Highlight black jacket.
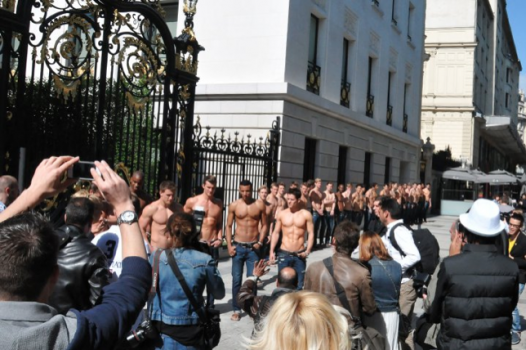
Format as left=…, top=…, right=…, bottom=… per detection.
left=429, top=244, right=519, bottom=350
left=510, top=232, right=526, bottom=284
left=49, top=225, right=110, bottom=314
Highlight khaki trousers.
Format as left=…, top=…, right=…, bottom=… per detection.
left=399, top=279, right=417, bottom=350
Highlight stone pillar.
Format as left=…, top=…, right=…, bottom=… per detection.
left=422, top=137, right=435, bottom=184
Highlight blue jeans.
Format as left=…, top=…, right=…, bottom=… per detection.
left=323, top=211, right=335, bottom=244
left=155, top=334, right=199, bottom=350
left=231, top=244, right=260, bottom=311
left=512, top=283, right=525, bottom=332
left=312, top=211, right=324, bottom=246
left=277, top=251, right=306, bottom=290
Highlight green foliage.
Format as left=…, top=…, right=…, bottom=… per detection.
left=433, top=146, right=461, bottom=172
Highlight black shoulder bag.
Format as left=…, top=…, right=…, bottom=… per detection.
left=165, top=249, right=221, bottom=350
left=323, top=257, right=385, bottom=350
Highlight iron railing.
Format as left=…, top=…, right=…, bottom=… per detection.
left=340, top=80, right=350, bottom=108
left=307, top=61, right=321, bottom=95
left=386, top=105, right=393, bottom=126
left=366, top=94, right=375, bottom=118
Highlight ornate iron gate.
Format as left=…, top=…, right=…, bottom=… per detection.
left=186, top=117, right=280, bottom=206
left=0, top=0, right=201, bottom=194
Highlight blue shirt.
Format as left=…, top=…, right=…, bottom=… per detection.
left=368, top=257, right=402, bottom=312
left=149, top=248, right=225, bottom=326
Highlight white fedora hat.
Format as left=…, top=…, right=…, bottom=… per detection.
left=459, top=199, right=506, bottom=237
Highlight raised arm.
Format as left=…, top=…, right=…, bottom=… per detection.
left=0, top=156, right=79, bottom=223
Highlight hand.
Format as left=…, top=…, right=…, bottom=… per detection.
left=269, top=251, right=276, bottom=264
left=509, top=255, right=514, bottom=260
left=253, top=259, right=269, bottom=278
left=253, top=242, right=262, bottom=250
left=211, top=239, right=222, bottom=248
left=449, top=232, right=463, bottom=256
left=91, top=160, right=134, bottom=215
left=27, top=156, right=79, bottom=200
left=298, top=251, right=309, bottom=259
left=228, top=245, right=236, bottom=257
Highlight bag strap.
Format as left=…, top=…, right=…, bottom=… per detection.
left=388, top=223, right=410, bottom=257
left=165, top=249, right=208, bottom=324
left=322, top=257, right=361, bottom=325
left=145, top=249, right=163, bottom=321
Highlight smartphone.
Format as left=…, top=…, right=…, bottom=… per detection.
left=68, top=161, right=96, bottom=180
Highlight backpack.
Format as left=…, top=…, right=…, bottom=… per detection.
left=388, top=223, right=440, bottom=275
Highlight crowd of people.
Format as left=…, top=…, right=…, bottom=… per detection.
left=0, top=156, right=523, bottom=350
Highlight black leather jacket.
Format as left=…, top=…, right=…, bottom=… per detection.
left=49, top=225, right=110, bottom=314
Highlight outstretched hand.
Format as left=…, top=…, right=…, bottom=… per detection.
left=253, top=259, right=269, bottom=278
left=29, top=156, right=79, bottom=201
left=91, top=160, right=134, bottom=215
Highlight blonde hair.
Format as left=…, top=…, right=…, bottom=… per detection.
left=245, top=291, right=350, bottom=350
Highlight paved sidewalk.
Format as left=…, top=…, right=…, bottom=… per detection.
left=213, top=215, right=526, bottom=349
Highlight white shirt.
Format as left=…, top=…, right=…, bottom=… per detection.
left=92, top=225, right=151, bottom=282
left=382, top=219, right=421, bottom=284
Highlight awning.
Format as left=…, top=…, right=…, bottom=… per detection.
left=482, top=116, right=526, bottom=164
left=443, top=166, right=487, bottom=182
left=477, top=169, right=520, bottom=185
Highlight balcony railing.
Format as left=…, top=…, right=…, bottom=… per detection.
left=306, top=61, right=321, bottom=95
left=366, top=94, right=374, bottom=118
left=386, top=105, right=393, bottom=126
left=403, top=113, right=408, bottom=133
left=340, top=80, right=350, bottom=108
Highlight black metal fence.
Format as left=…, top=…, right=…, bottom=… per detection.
left=0, top=0, right=201, bottom=196
left=186, top=117, right=280, bottom=225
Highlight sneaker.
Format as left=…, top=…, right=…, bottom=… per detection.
left=512, top=331, right=521, bottom=345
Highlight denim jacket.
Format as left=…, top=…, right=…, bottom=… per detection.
left=149, top=248, right=225, bottom=325
left=368, top=256, right=402, bottom=312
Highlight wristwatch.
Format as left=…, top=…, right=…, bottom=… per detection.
left=117, top=210, right=138, bottom=225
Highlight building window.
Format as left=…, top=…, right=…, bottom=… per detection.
left=407, top=2, right=414, bottom=42
left=338, top=146, right=348, bottom=186
left=341, top=38, right=351, bottom=108
left=391, top=0, right=397, bottom=25
left=386, top=72, right=393, bottom=125
left=384, top=157, right=391, bottom=185
left=364, top=152, right=372, bottom=188
left=403, top=83, right=409, bottom=133
left=506, top=93, right=511, bottom=110
left=506, top=67, right=512, bottom=84
left=366, top=57, right=375, bottom=118
left=303, top=138, right=317, bottom=181
left=307, top=15, right=321, bottom=95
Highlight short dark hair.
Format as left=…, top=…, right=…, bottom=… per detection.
left=379, top=197, right=402, bottom=220
left=277, top=268, right=298, bottom=289
left=510, top=213, right=524, bottom=226
left=333, top=220, right=360, bottom=256
left=160, top=180, right=176, bottom=193
left=65, top=197, right=94, bottom=228
left=240, top=179, right=252, bottom=188
left=0, top=213, right=58, bottom=301
left=203, top=175, right=217, bottom=186
left=288, top=187, right=301, bottom=200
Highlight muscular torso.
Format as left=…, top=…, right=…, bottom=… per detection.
left=343, top=191, right=353, bottom=210
left=145, top=201, right=183, bottom=250
left=352, top=193, right=365, bottom=211
left=310, top=190, right=325, bottom=214
left=187, top=195, right=223, bottom=242
left=323, top=192, right=335, bottom=211
left=232, top=199, right=264, bottom=242
left=336, top=192, right=344, bottom=212
left=279, top=209, right=310, bottom=252
left=267, top=194, right=279, bottom=221
left=423, top=188, right=431, bottom=202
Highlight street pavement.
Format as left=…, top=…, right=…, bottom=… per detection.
left=213, top=215, right=526, bottom=349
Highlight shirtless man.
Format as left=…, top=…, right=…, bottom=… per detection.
left=267, top=183, right=279, bottom=232
left=129, top=170, right=153, bottom=216
left=139, top=181, right=183, bottom=251
left=342, top=183, right=354, bottom=221
left=423, top=183, right=432, bottom=223
left=379, top=183, right=390, bottom=197
left=299, top=182, right=310, bottom=211
left=275, top=182, right=288, bottom=216
left=309, top=178, right=325, bottom=248
left=270, top=187, right=314, bottom=289
left=351, top=184, right=365, bottom=227
left=226, top=180, right=267, bottom=321
left=335, top=184, right=345, bottom=223
left=183, top=175, right=223, bottom=260
left=365, top=183, right=379, bottom=229
left=257, top=185, right=273, bottom=254
left=322, top=182, right=336, bottom=246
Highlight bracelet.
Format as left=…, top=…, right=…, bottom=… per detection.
left=257, top=241, right=263, bottom=246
